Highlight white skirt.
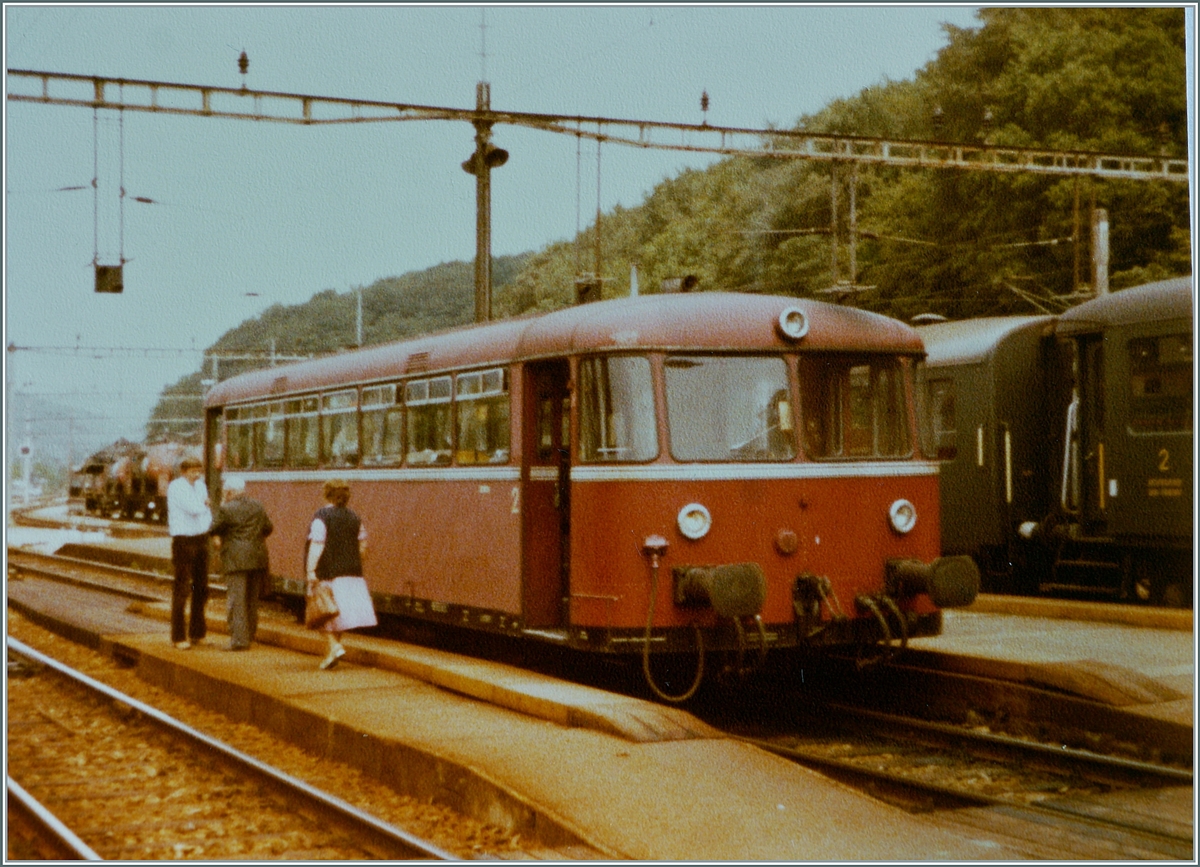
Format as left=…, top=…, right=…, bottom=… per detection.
left=322, top=576, right=378, bottom=633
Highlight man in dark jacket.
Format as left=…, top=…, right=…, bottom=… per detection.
left=210, top=477, right=273, bottom=650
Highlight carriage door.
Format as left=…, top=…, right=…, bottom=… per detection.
left=522, top=361, right=572, bottom=628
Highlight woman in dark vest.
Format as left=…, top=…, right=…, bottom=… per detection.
left=305, top=479, right=377, bottom=669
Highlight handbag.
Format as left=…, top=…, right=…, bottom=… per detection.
left=305, top=580, right=340, bottom=629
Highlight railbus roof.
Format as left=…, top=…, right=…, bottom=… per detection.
left=205, top=291, right=924, bottom=407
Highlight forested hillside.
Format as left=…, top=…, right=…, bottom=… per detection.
left=495, top=8, right=1189, bottom=321
left=148, top=8, right=1189, bottom=440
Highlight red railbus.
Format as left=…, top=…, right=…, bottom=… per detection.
left=204, top=292, right=978, bottom=698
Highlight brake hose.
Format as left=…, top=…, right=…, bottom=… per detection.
left=642, top=554, right=705, bottom=703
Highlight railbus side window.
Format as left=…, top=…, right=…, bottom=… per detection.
left=362, top=384, right=404, bottom=465
left=800, top=356, right=911, bottom=459
left=1128, top=334, right=1193, bottom=433
left=579, top=355, right=657, bottom=462
left=798, top=360, right=842, bottom=457
left=664, top=355, right=795, bottom=461
left=253, top=402, right=286, bottom=468
left=249, top=405, right=269, bottom=468
left=406, top=377, right=452, bottom=465
left=455, top=368, right=511, bottom=464
left=874, top=363, right=909, bottom=456
left=225, top=407, right=254, bottom=470
left=322, top=389, right=359, bottom=467
left=285, top=396, right=319, bottom=467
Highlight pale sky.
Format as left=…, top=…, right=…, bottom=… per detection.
left=4, top=3, right=983, bottom=450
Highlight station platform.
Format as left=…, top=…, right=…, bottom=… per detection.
left=909, top=608, right=1193, bottom=732
left=34, top=529, right=1196, bottom=732
left=7, top=526, right=1195, bottom=858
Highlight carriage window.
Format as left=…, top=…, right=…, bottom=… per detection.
left=362, top=384, right=403, bottom=465
left=286, top=396, right=319, bottom=467
left=579, top=356, right=657, bottom=462
left=665, top=355, right=795, bottom=461
left=253, top=402, right=286, bottom=468
left=1128, top=334, right=1193, bottom=433
left=322, top=390, right=359, bottom=467
left=916, top=374, right=957, bottom=460
left=225, top=406, right=254, bottom=470
left=456, top=369, right=511, bottom=464
left=800, top=356, right=911, bottom=458
left=406, top=376, right=452, bottom=465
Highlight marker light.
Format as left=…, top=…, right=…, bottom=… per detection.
left=888, top=499, right=917, bottom=534
left=777, top=307, right=809, bottom=341
left=677, top=502, right=713, bottom=540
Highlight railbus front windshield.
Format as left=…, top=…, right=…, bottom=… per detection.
left=664, top=355, right=795, bottom=461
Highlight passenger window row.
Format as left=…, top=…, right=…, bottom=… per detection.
left=223, top=369, right=510, bottom=470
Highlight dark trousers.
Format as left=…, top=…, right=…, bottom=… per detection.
left=171, top=534, right=210, bottom=643
left=226, top=569, right=265, bottom=649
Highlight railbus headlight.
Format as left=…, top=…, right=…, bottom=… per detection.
left=677, top=502, right=713, bottom=540
left=888, top=499, right=917, bottom=534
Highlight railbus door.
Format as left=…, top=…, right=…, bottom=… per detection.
left=521, top=361, right=572, bottom=628
left=204, top=407, right=224, bottom=507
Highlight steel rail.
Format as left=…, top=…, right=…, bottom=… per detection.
left=7, top=68, right=1188, bottom=182
left=743, top=734, right=1193, bottom=857
left=7, top=637, right=456, bottom=860
left=824, top=701, right=1193, bottom=786
left=7, top=548, right=176, bottom=600
left=6, top=777, right=103, bottom=861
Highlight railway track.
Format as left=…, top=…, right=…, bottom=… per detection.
left=7, top=546, right=207, bottom=599
left=7, top=638, right=455, bottom=860
left=717, top=691, right=1192, bottom=860
left=7, top=777, right=102, bottom=860
left=5, top=561, right=586, bottom=859
left=11, top=501, right=167, bottom=538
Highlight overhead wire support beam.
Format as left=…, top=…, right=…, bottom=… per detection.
left=8, top=68, right=1188, bottom=183
left=510, top=117, right=1189, bottom=183
left=7, top=68, right=461, bottom=126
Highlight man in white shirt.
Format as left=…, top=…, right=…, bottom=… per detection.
left=167, top=457, right=212, bottom=649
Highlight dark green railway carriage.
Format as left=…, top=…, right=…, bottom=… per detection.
left=915, top=316, right=1067, bottom=592
left=917, top=276, right=1194, bottom=605
left=1053, top=276, right=1193, bottom=605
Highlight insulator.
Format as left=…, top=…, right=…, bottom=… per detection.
left=484, top=145, right=508, bottom=168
